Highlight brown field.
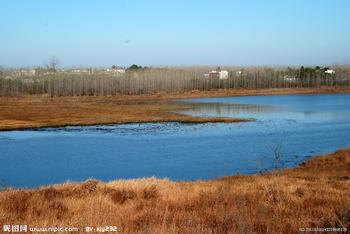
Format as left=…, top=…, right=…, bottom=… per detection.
left=1, top=87, right=350, bottom=131
left=0, top=149, right=349, bottom=234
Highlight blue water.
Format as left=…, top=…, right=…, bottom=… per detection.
left=0, top=94, right=349, bottom=188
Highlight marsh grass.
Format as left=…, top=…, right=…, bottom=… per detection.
left=0, top=149, right=349, bottom=233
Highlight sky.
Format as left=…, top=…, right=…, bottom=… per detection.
left=0, top=0, right=349, bottom=68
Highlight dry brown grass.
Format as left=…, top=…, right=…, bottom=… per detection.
left=1, top=87, right=350, bottom=131
left=0, top=95, right=244, bottom=131
left=0, top=149, right=349, bottom=234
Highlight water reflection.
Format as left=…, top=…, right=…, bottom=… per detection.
left=178, top=101, right=282, bottom=117
left=180, top=94, right=350, bottom=123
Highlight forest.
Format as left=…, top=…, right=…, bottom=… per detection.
left=0, top=66, right=349, bottom=96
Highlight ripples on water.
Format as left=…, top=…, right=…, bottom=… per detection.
left=0, top=94, right=349, bottom=187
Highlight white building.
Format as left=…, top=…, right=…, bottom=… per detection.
left=106, top=68, right=125, bottom=74
left=207, top=69, right=229, bottom=79
left=117, top=69, right=125, bottom=74
left=283, top=75, right=297, bottom=82
left=219, top=70, right=229, bottom=80
left=325, top=69, right=335, bottom=75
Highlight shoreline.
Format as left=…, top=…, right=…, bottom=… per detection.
left=0, top=117, right=252, bottom=132
left=151, top=86, right=350, bottom=100
left=1, top=148, right=349, bottom=233
left=1, top=87, right=350, bottom=131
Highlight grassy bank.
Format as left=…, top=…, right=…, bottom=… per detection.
left=1, top=87, right=350, bottom=131
left=0, top=149, right=349, bottom=233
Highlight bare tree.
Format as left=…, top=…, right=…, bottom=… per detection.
left=1, top=65, right=349, bottom=96
left=46, top=57, right=60, bottom=71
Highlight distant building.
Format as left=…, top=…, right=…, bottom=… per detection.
left=208, top=70, right=219, bottom=78
left=325, top=69, right=335, bottom=75
left=24, top=69, right=36, bottom=76
left=116, top=69, right=125, bottom=74
left=4, top=76, right=14, bottom=80
left=235, top=70, right=248, bottom=77
left=106, top=67, right=125, bottom=74
left=219, top=70, right=229, bottom=80
left=71, top=69, right=91, bottom=74
left=12, top=69, right=36, bottom=77
left=283, top=75, right=297, bottom=82
left=207, top=67, right=229, bottom=80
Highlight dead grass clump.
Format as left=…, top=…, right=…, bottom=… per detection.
left=29, top=199, right=68, bottom=221
left=293, top=187, right=304, bottom=197
left=142, top=185, right=158, bottom=200
left=104, top=187, right=137, bottom=204
left=1, top=190, right=31, bottom=220
left=77, top=179, right=99, bottom=194
left=252, top=204, right=270, bottom=234
left=339, top=209, right=350, bottom=226
left=37, top=186, right=63, bottom=200
left=127, top=201, right=166, bottom=231
left=63, top=179, right=99, bottom=198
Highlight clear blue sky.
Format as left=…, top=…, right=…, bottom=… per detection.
left=0, top=0, right=349, bottom=68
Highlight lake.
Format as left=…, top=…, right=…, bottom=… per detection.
left=1, top=93, right=349, bottom=188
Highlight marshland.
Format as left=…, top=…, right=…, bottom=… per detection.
left=1, top=0, right=350, bottom=233
left=0, top=74, right=349, bottom=233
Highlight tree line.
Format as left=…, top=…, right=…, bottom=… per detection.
left=0, top=66, right=349, bottom=96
